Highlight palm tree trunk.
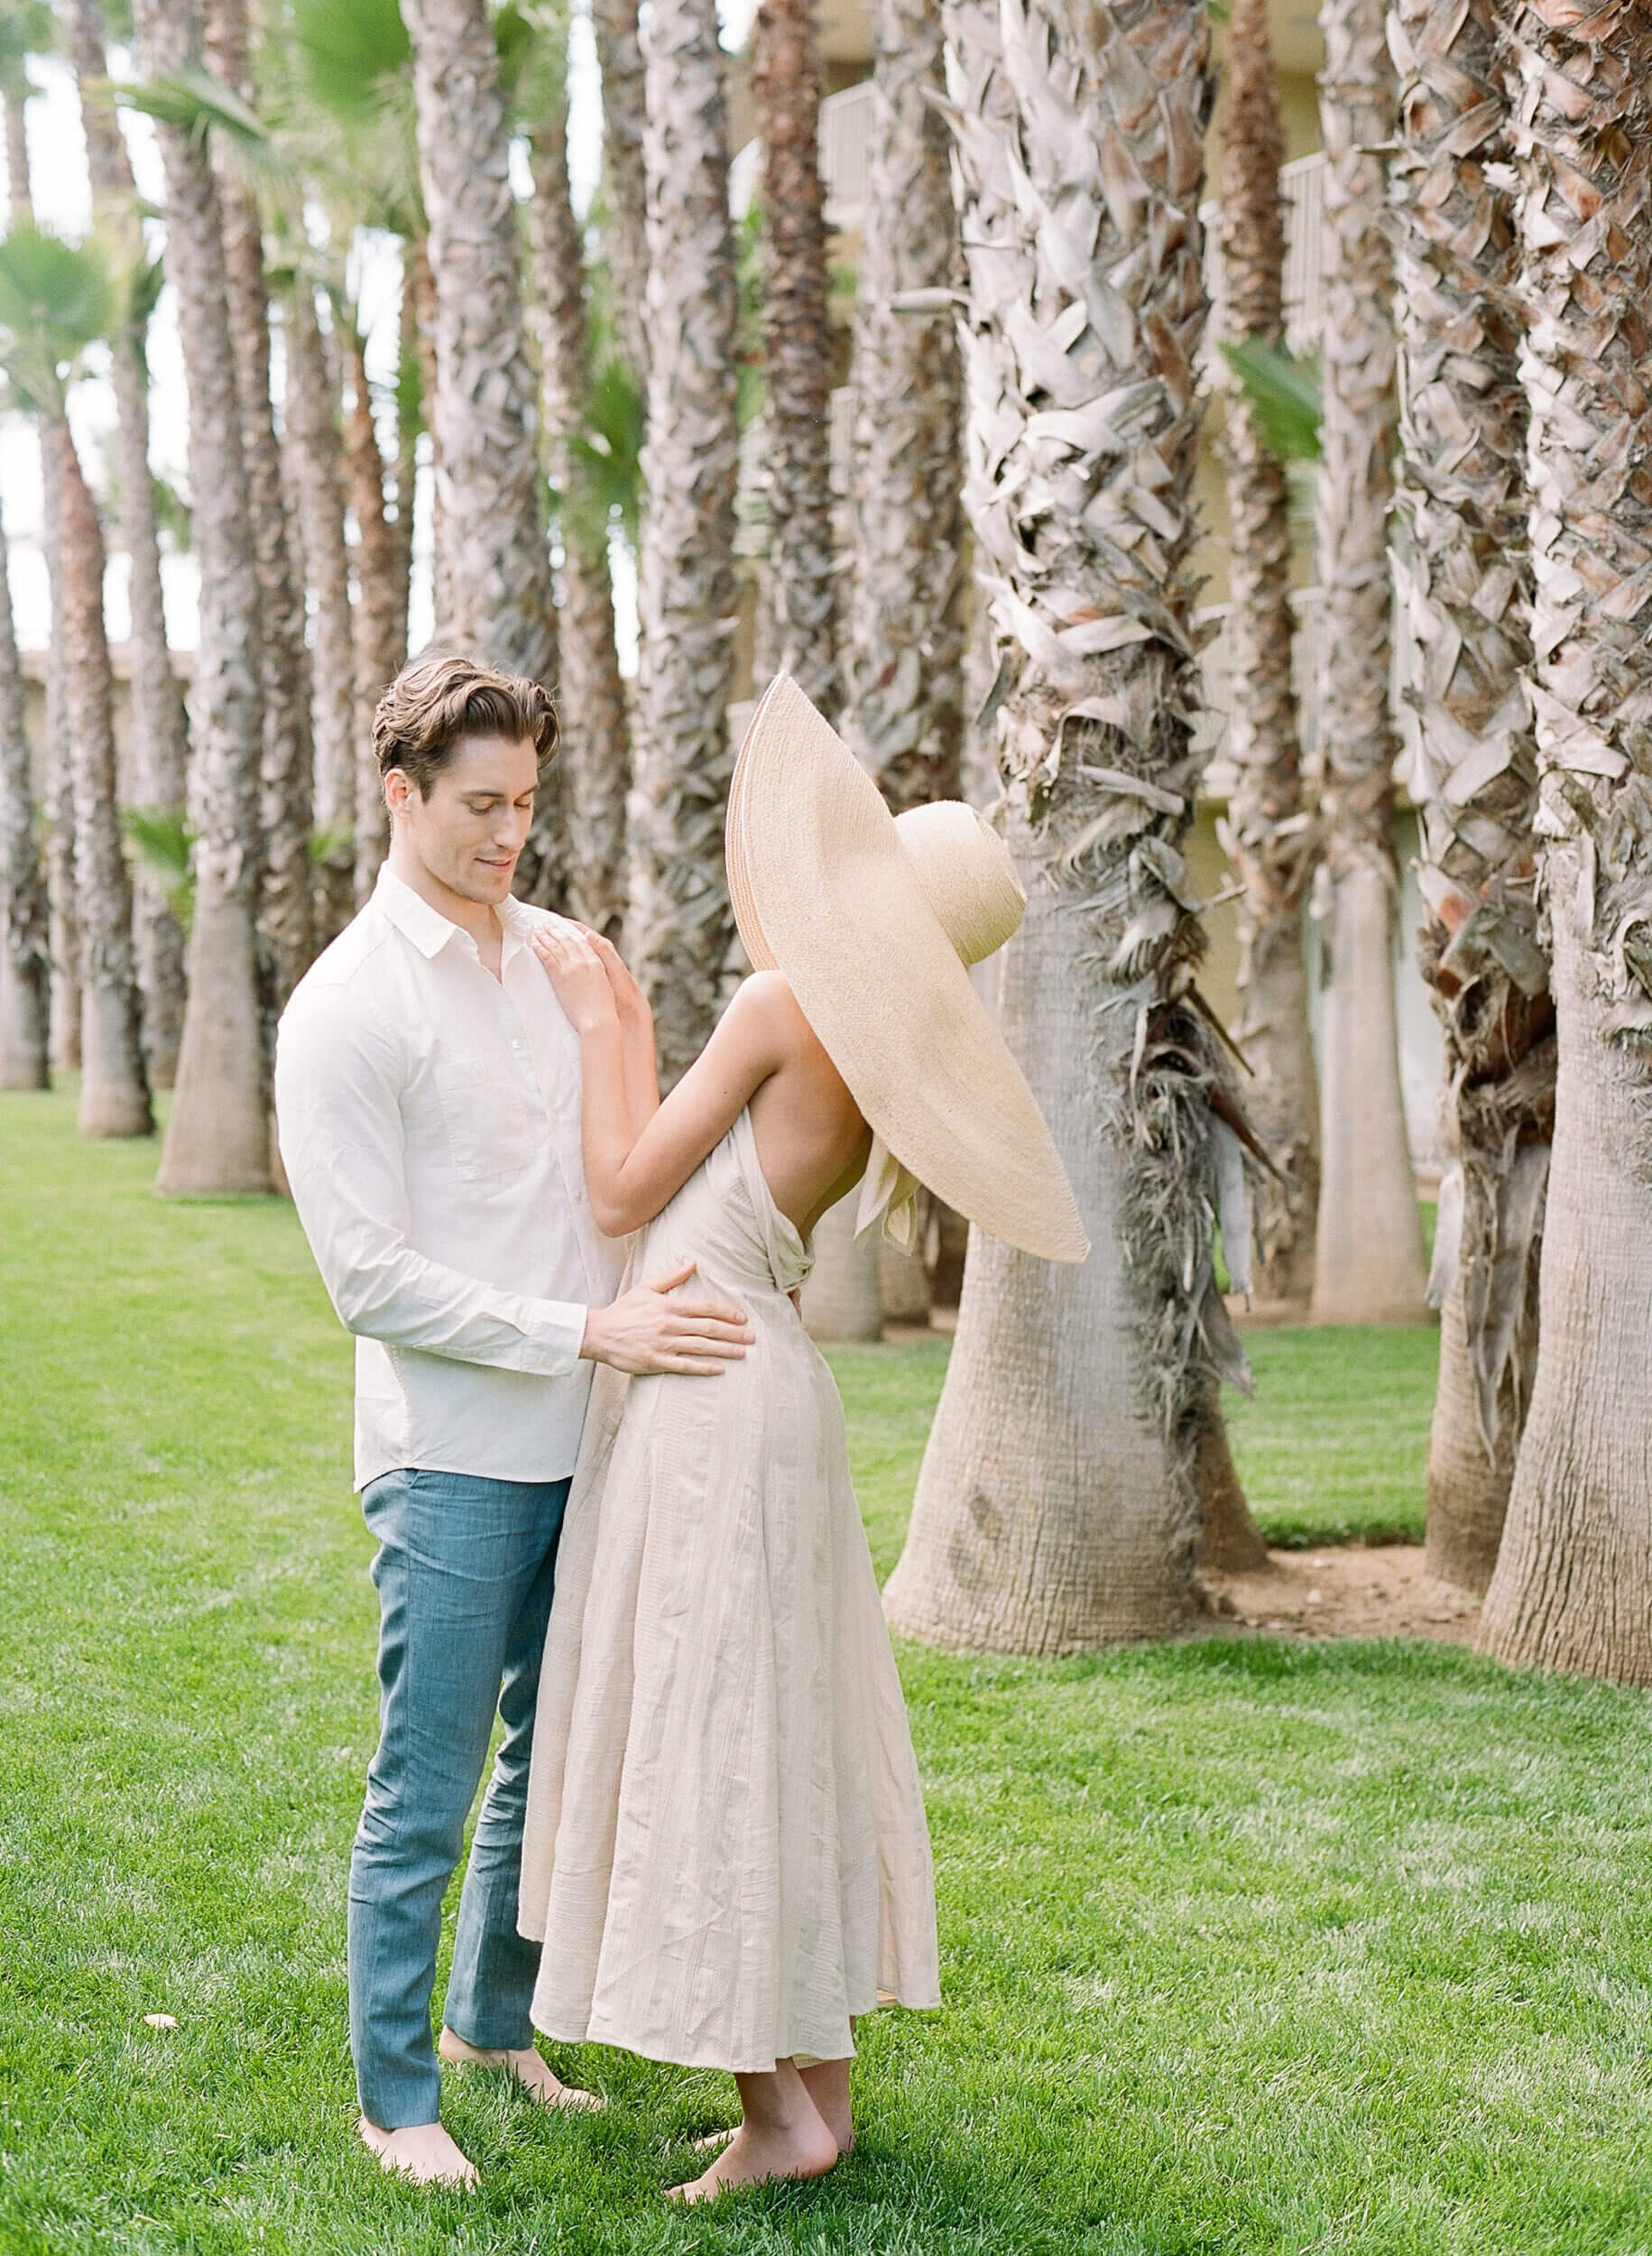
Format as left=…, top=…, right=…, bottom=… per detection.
left=0, top=503, right=49, bottom=1089
left=844, top=0, right=964, bottom=813
left=284, top=278, right=357, bottom=945
left=1478, top=0, right=1652, bottom=1686
left=1390, top=0, right=1549, bottom=1592
left=388, top=259, right=420, bottom=666
left=203, top=0, right=314, bottom=1021
left=51, top=420, right=152, bottom=1136
left=401, top=0, right=555, bottom=689
left=341, top=321, right=401, bottom=905
left=838, top=0, right=970, bottom=1340
left=595, top=0, right=650, bottom=397
left=4, top=89, right=28, bottom=221
left=1217, top=0, right=1317, bottom=1307
left=882, top=0, right=1245, bottom=1652
left=527, top=97, right=631, bottom=943
left=134, top=0, right=270, bottom=1196
left=407, top=234, right=443, bottom=639
left=401, top=0, right=561, bottom=903
left=627, top=0, right=741, bottom=1082
left=68, top=0, right=189, bottom=1089
left=1308, top=0, right=1428, bottom=1325
left=39, top=438, right=78, bottom=1075
left=752, top=0, right=837, bottom=717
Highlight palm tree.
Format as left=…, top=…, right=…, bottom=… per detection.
left=132, top=0, right=270, bottom=1195
left=281, top=0, right=420, bottom=901
left=0, top=495, right=49, bottom=1090
left=66, top=0, right=189, bottom=1089
left=523, top=43, right=632, bottom=941
left=340, top=315, right=401, bottom=902
left=1307, top=0, right=1427, bottom=1325
left=625, top=0, right=741, bottom=1081
left=1478, top=0, right=1652, bottom=1685
left=0, top=227, right=152, bottom=1137
left=201, top=0, right=313, bottom=1020
left=0, top=63, right=78, bottom=1076
left=835, top=0, right=967, bottom=1336
left=0, top=5, right=51, bottom=221
left=594, top=0, right=648, bottom=396
left=882, top=0, right=1256, bottom=1651
left=399, top=0, right=552, bottom=687
left=401, top=0, right=561, bottom=899
left=1214, top=0, right=1318, bottom=1308
left=1390, top=0, right=1548, bottom=1595
left=283, top=274, right=357, bottom=943
left=844, top=0, right=964, bottom=814
left=752, top=0, right=837, bottom=716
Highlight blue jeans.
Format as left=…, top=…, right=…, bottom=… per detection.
left=348, top=1466, right=571, bottom=2130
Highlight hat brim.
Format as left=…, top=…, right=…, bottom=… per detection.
left=726, top=675, right=1089, bottom=1264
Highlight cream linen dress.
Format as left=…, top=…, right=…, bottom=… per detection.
left=518, top=1107, right=940, bottom=2073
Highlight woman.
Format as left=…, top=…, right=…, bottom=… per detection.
left=517, top=676, right=1087, bottom=2201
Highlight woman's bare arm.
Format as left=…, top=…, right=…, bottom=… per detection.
left=532, top=925, right=794, bottom=1234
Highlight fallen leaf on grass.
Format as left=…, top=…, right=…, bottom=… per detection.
left=142, top=2013, right=178, bottom=2031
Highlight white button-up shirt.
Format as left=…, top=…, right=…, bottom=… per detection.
left=274, top=869, right=626, bottom=1491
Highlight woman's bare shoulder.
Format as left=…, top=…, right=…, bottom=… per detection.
left=730, top=969, right=816, bottom=1050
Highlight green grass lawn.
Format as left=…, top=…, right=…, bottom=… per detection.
left=5, top=1086, right=1651, bottom=2255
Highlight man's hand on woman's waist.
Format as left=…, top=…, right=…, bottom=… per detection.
left=580, top=1259, right=753, bottom=1376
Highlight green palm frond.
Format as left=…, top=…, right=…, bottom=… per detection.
left=290, top=0, right=411, bottom=128
left=1222, top=337, right=1322, bottom=464
left=285, top=0, right=420, bottom=237
left=0, top=226, right=115, bottom=411
left=115, top=65, right=276, bottom=161
left=123, top=807, right=195, bottom=930
left=494, top=0, right=567, bottom=127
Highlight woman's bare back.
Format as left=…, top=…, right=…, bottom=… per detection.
left=743, top=976, right=872, bottom=1240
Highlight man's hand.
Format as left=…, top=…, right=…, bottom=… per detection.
left=580, top=1260, right=753, bottom=1375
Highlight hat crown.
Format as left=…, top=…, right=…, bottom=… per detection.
left=892, top=801, right=1025, bottom=968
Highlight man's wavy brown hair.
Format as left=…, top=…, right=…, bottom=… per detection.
left=373, top=652, right=558, bottom=799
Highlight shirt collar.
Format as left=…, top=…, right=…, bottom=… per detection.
left=374, top=866, right=536, bottom=968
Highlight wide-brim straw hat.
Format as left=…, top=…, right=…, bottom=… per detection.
left=725, top=673, right=1089, bottom=1264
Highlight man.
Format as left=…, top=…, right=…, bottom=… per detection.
left=274, top=652, right=752, bottom=2190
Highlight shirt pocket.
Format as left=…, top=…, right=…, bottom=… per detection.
left=431, top=1055, right=538, bottom=1182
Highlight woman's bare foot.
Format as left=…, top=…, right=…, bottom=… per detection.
left=357, top=2116, right=478, bottom=2189
left=668, top=2064, right=838, bottom=2204
left=438, top=2027, right=604, bottom=2112
left=798, top=2058, right=854, bottom=2156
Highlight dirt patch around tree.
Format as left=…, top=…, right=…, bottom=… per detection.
left=1204, top=1546, right=1482, bottom=1646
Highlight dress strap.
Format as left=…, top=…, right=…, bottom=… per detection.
left=731, top=1106, right=814, bottom=1293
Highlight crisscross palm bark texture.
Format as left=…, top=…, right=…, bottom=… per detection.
left=529, top=94, right=632, bottom=943
left=1479, top=0, right=1652, bottom=1684
left=0, top=501, right=48, bottom=1090
left=626, top=0, right=741, bottom=1082
left=1390, top=0, right=1550, bottom=1593
left=1216, top=0, right=1317, bottom=1306
left=883, top=0, right=1255, bottom=1652
left=844, top=0, right=965, bottom=813
left=136, top=0, right=271, bottom=1195
left=68, top=0, right=189, bottom=1088
left=753, top=0, right=839, bottom=717
left=1309, top=0, right=1428, bottom=1324
left=401, top=0, right=564, bottom=906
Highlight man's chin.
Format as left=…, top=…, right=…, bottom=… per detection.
left=464, top=863, right=517, bottom=901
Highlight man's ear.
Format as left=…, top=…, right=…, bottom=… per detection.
left=383, top=767, right=412, bottom=818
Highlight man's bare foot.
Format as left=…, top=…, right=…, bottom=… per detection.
left=356, top=2115, right=478, bottom=2189
left=438, top=2027, right=604, bottom=2112
left=799, top=2059, right=854, bottom=2156
left=669, top=2066, right=837, bottom=2204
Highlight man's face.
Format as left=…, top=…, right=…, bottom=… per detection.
left=388, top=735, right=540, bottom=907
